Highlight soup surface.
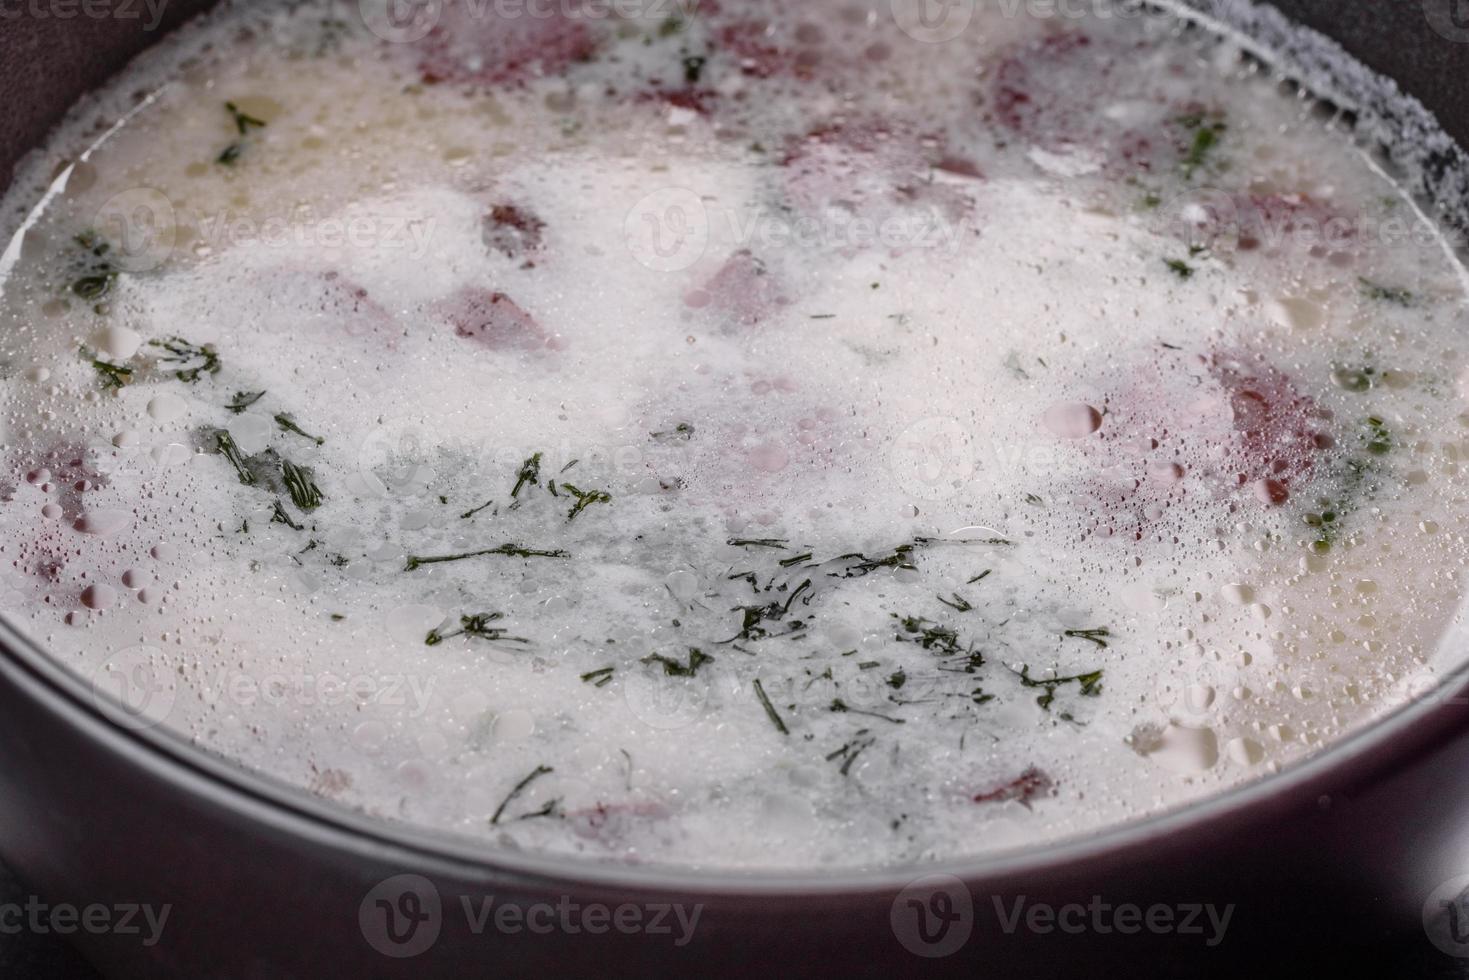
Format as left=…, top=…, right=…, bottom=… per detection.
left=2, top=0, right=1468, bottom=869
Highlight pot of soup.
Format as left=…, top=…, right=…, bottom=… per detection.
left=1, top=0, right=1468, bottom=975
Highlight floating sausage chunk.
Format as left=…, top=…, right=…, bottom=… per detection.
left=416, top=2, right=599, bottom=87
left=994, top=29, right=1217, bottom=176
left=439, top=286, right=559, bottom=353
left=684, top=251, right=790, bottom=328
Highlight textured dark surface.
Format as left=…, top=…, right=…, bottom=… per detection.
left=0, top=0, right=213, bottom=192
left=1270, top=0, right=1469, bottom=140
left=0, top=861, right=100, bottom=979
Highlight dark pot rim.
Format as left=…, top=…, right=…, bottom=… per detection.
left=3, top=611, right=1467, bottom=897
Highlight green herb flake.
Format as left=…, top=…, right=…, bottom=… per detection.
left=275, top=413, right=325, bottom=445
left=581, top=667, right=615, bottom=687
left=641, top=648, right=713, bottom=677
left=148, top=337, right=220, bottom=383
left=490, top=764, right=556, bottom=825
left=426, top=612, right=528, bottom=647
left=560, top=482, right=612, bottom=522
left=227, top=390, right=266, bottom=413
left=281, top=459, right=323, bottom=511
left=1062, top=627, right=1111, bottom=649
left=753, top=678, right=789, bottom=735
left=404, top=543, right=570, bottom=571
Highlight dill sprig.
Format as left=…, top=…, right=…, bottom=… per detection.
left=1012, top=664, right=1104, bottom=711
left=1062, top=627, right=1111, bottom=649
left=270, top=499, right=303, bottom=530
left=829, top=698, right=905, bottom=725
left=281, top=459, right=323, bottom=511
left=215, top=431, right=256, bottom=486
left=651, top=422, right=695, bottom=443
left=1358, top=277, right=1414, bottom=306
left=727, top=537, right=789, bottom=550
left=275, top=413, right=325, bottom=445
left=512, top=452, right=543, bottom=498
left=641, top=649, right=713, bottom=677
left=217, top=101, right=267, bottom=166
left=826, top=732, right=876, bottom=776
left=426, top=612, right=528, bottom=647
left=581, top=667, right=615, bottom=687
left=752, top=678, right=788, bottom=735
left=84, top=351, right=132, bottom=390
left=148, top=336, right=220, bottom=383
left=227, top=390, right=265, bottom=413
left=559, top=483, right=611, bottom=522
left=404, top=543, right=570, bottom=571
left=490, top=765, right=557, bottom=825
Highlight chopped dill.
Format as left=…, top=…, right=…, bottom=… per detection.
left=280, top=459, right=323, bottom=511
left=148, top=337, right=220, bottom=383
left=1164, top=258, right=1195, bottom=279
left=937, top=593, right=973, bottom=613
left=217, top=101, right=267, bottom=166
left=1358, top=277, right=1414, bottom=306
left=404, top=543, right=570, bottom=571
left=426, top=612, right=528, bottom=646
left=227, top=390, right=265, bottom=413
left=512, top=452, right=543, bottom=498
left=826, top=732, right=875, bottom=776
left=753, top=678, right=789, bottom=735
left=651, top=422, right=695, bottom=443
left=1062, top=627, right=1111, bottom=649
left=560, top=483, right=612, bottom=522
left=1176, top=112, right=1226, bottom=178
left=727, top=537, right=789, bottom=550
left=275, top=413, right=325, bottom=445
left=215, top=431, right=256, bottom=486
left=269, top=499, right=303, bottom=530
left=829, top=698, right=905, bottom=725
left=1012, top=664, right=1104, bottom=711
left=581, top=667, right=615, bottom=687
left=86, top=354, right=133, bottom=390
left=225, top=101, right=267, bottom=134
left=641, top=648, right=713, bottom=677
left=966, top=569, right=992, bottom=585
left=893, top=614, right=975, bottom=660
left=490, top=765, right=556, bottom=825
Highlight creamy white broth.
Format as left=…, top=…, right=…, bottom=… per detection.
left=2, top=0, right=1468, bottom=869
